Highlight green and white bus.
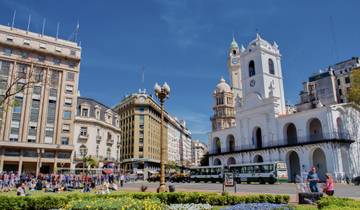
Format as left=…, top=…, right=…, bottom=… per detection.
left=229, top=161, right=288, bottom=184
left=190, top=165, right=224, bottom=183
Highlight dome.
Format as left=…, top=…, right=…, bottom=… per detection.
left=230, top=37, right=239, bottom=49
left=247, top=33, right=272, bottom=49
left=215, top=77, right=231, bottom=93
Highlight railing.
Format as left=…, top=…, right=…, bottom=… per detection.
left=209, top=132, right=353, bottom=155
left=78, top=133, right=89, bottom=141
left=96, top=135, right=102, bottom=143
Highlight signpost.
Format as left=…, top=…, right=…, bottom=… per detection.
left=223, top=172, right=236, bottom=193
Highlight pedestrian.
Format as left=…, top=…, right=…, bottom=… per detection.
left=323, top=174, right=334, bottom=196
left=307, top=166, right=320, bottom=193
left=16, top=183, right=26, bottom=196
left=120, top=174, right=125, bottom=187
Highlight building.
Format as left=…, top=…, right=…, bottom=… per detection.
left=179, top=120, right=192, bottom=167
left=297, top=57, right=360, bottom=111
left=72, top=97, right=121, bottom=170
left=0, top=24, right=81, bottom=175
left=167, top=116, right=181, bottom=165
left=191, top=140, right=208, bottom=166
left=208, top=34, right=360, bottom=182
left=113, top=90, right=192, bottom=176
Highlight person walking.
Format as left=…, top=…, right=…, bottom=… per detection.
left=307, top=166, right=320, bottom=193
left=323, top=174, right=334, bottom=196
left=120, top=174, right=125, bottom=188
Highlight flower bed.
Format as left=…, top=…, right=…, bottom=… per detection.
left=166, top=203, right=212, bottom=210
left=0, top=192, right=290, bottom=210
left=224, top=203, right=290, bottom=210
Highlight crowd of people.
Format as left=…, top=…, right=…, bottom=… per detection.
left=0, top=171, right=127, bottom=196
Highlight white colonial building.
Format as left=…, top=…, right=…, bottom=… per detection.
left=208, top=34, right=360, bottom=182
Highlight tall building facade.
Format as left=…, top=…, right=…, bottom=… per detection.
left=113, top=90, right=169, bottom=175
left=73, top=97, right=121, bottom=170
left=208, top=34, right=360, bottom=182
left=113, top=90, right=192, bottom=176
left=0, top=24, right=81, bottom=175
left=191, top=140, right=208, bottom=166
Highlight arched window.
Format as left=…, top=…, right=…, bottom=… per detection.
left=249, top=60, right=255, bottom=77
left=106, top=147, right=111, bottom=159
left=308, top=118, right=323, bottom=141
left=268, top=59, right=275, bottom=75
left=252, top=127, right=262, bottom=148
left=79, top=145, right=88, bottom=157
left=227, top=135, right=235, bottom=152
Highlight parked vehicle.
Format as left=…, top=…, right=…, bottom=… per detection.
left=352, top=176, right=360, bottom=185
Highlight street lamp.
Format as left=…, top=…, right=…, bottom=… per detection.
left=154, top=82, right=170, bottom=192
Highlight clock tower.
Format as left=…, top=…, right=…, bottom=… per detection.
left=240, top=34, right=286, bottom=114
left=227, top=37, right=242, bottom=99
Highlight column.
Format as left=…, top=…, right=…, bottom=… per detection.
left=0, top=148, right=4, bottom=172
left=53, top=151, right=58, bottom=173
left=18, top=150, right=23, bottom=174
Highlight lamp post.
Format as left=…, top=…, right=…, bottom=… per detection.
left=154, top=82, right=170, bottom=192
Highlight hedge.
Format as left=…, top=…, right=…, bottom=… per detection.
left=0, top=192, right=290, bottom=210
left=317, top=197, right=360, bottom=209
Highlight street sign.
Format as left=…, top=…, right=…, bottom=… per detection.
left=224, top=172, right=234, bottom=187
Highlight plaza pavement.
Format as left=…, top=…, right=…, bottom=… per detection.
left=121, top=182, right=360, bottom=203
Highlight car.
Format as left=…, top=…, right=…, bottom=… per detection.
left=352, top=176, right=360, bottom=186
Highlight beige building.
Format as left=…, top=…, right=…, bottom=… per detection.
left=73, top=97, right=121, bottom=170
left=113, top=90, right=192, bottom=176
left=191, top=140, right=207, bottom=166
left=0, top=24, right=81, bottom=175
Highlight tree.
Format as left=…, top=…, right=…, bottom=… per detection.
left=82, top=156, right=99, bottom=169
left=200, top=152, right=209, bottom=166
left=0, top=62, right=44, bottom=108
left=349, top=67, right=360, bottom=105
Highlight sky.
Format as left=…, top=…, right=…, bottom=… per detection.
left=0, top=0, right=359, bottom=143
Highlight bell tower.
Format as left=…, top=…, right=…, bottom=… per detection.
left=240, top=34, right=286, bottom=114
left=227, top=37, right=242, bottom=99
left=211, top=77, right=236, bottom=131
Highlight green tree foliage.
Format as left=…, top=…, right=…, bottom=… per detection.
left=200, top=152, right=209, bottom=166
left=349, top=67, right=360, bottom=105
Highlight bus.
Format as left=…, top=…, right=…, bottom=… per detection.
left=229, top=161, right=288, bottom=184
left=190, top=165, right=224, bottom=183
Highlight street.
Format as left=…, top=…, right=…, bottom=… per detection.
left=123, top=182, right=360, bottom=199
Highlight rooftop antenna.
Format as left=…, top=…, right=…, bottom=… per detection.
left=26, top=15, right=31, bottom=33
left=74, top=21, right=80, bottom=42
left=41, top=18, right=46, bottom=37
left=11, top=10, right=16, bottom=30
left=56, top=22, right=60, bottom=40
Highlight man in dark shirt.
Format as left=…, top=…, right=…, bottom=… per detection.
left=307, top=166, right=320, bottom=192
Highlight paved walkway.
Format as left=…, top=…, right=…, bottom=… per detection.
left=120, top=182, right=360, bottom=203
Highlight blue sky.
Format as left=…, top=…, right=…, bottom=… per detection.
left=0, top=0, right=359, bottom=143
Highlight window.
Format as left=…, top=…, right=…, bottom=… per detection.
left=6, top=36, right=13, bottom=42
left=67, top=72, right=75, bottom=81
left=63, top=111, right=71, bottom=120
left=47, top=100, right=56, bottom=123
left=39, top=43, right=46, bottom=49
left=4, top=48, right=12, bottom=56
left=23, top=40, right=31, bottom=45
left=21, top=52, right=29, bottom=59
left=54, top=58, right=61, bottom=65
left=345, top=77, right=350, bottom=84
left=96, top=145, right=99, bottom=158
left=62, top=124, right=70, bottom=133
left=64, top=98, right=72, bottom=107
left=38, top=55, right=45, bottom=62
left=268, top=59, right=275, bottom=75
left=65, top=85, right=73, bottom=94
left=339, top=89, right=343, bottom=96
left=80, top=127, right=87, bottom=136
left=29, top=99, right=40, bottom=122
left=249, top=60, right=255, bottom=77
left=337, top=79, right=341, bottom=85
left=95, top=109, right=100, bottom=119
left=45, top=126, right=54, bottom=137
left=81, top=108, right=89, bottom=117
left=106, top=148, right=111, bottom=159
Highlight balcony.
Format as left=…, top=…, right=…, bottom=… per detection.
left=209, top=132, right=354, bottom=155
left=96, top=135, right=102, bottom=143
left=78, top=133, right=89, bottom=142
left=106, top=139, right=114, bottom=145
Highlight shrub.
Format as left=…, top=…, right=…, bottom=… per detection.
left=317, top=197, right=360, bottom=209
left=0, top=192, right=290, bottom=209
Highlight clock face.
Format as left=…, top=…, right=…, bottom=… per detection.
left=250, top=79, right=256, bottom=87
left=139, top=96, right=145, bottom=103
left=231, top=58, right=238, bottom=64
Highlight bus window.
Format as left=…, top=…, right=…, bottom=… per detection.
left=254, top=166, right=261, bottom=173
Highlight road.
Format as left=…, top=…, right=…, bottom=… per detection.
left=123, top=182, right=360, bottom=199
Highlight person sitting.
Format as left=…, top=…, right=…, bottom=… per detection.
left=35, top=179, right=43, bottom=190
left=323, top=174, right=334, bottom=196
left=16, top=183, right=26, bottom=196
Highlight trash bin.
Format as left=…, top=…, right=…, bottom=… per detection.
left=298, top=192, right=323, bottom=204
left=169, top=185, right=175, bottom=192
